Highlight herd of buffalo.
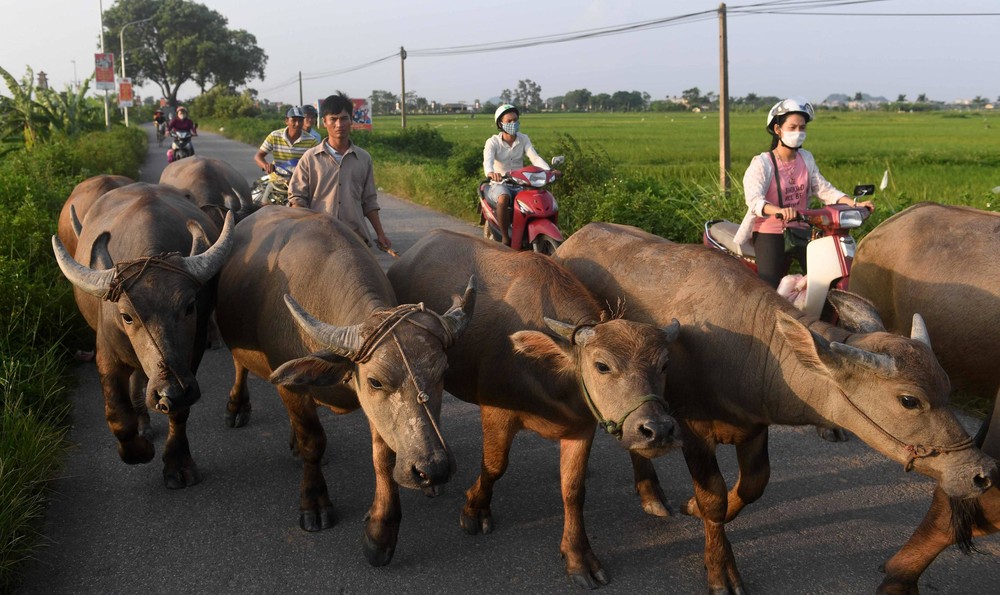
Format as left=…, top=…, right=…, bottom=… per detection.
left=51, top=155, right=999, bottom=593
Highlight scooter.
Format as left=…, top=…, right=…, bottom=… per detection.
left=478, top=155, right=565, bottom=255
left=703, top=184, right=874, bottom=320
left=251, top=160, right=297, bottom=207
left=167, top=130, right=195, bottom=162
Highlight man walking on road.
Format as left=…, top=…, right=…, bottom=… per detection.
left=288, top=93, right=391, bottom=250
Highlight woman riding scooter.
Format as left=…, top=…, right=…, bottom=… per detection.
left=483, top=104, right=560, bottom=246
left=166, top=106, right=198, bottom=162
left=733, top=96, right=874, bottom=288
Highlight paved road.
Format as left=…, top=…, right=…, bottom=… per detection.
left=20, top=125, right=999, bottom=594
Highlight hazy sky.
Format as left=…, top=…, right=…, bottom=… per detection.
left=5, top=0, right=1000, bottom=106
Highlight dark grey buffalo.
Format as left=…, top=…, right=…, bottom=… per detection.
left=387, top=229, right=680, bottom=589
left=554, top=222, right=997, bottom=595
left=159, top=155, right=254, bottom=228
left=215, top=206, right=473, bottom=566
left=851, top=202, right=1000, bottom=594
left=52, top=183, right=233, bottom=488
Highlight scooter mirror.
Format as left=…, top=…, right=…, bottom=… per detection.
left=551, top=155, right=566, bottom=167
left=853, top=184, right=875, bottom=197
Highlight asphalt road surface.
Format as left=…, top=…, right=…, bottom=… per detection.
left=19, top=125, right=999, bottom=594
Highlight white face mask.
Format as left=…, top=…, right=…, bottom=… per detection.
left=780, top=130, right=806, bottom=148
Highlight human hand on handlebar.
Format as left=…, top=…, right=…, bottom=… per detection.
left=487, top=172, right=504, bottom=182
left=855, top=199, right=875, bottom=211
left=551, top=169, right=563, bottom=178
left=264, top=162, right=275, bottom=174
left=772, top=207, right=799, bottom=221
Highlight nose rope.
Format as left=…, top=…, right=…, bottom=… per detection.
left=837, top=388, right=974, bottom=471
left=393, top=332, right=451, bottom=457
left=102, top=253, right=203, bottom=396
left=577, top=376, right=664, bottom=439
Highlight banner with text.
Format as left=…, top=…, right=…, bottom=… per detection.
left=117, top=78, right=134, bottom=108
left=94, top=53, right=115, bottom=91
left=352, top=98, right=372, bottom=131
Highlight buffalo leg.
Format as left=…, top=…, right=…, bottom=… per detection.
left=724, top=427, right=770, bottom=522
left=630, top=452, right=671, bottom=517
left=560, top=432, right=608, bottom=589
left=461, top=405, right=519, bottom=535
left=128, top=370, right=152, bottom=439
left=362, top=420, right=401, bottom=567
left=99, top=357, right=154, bottom=466
left=225, top=355, right=252, bottom=428
left=161, top=406, right=200, bottom=488
left=278, top=387, right=334, bottom=531
left=682, top=425, right=745, bottom=595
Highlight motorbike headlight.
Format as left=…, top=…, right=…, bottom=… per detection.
left=516, top=200, right=535, bottom=215
left=839, top=209, right=865, bottom=229
left=526, top=172, right=547, bottom=187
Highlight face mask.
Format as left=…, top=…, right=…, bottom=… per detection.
left=500, top=121, right=519, bottom=136
left=780, top=130, right=806, bottom=148
left=178, top=113, right=187, bottom=120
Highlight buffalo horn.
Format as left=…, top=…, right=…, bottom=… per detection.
left=181, top=211, right=234, bottom=283
left=283, top=294, right=363, bottom=358
left=50, top=235, right=116, bottom=297
left=830, top=341, right=897, bottom=374
left=910, top=313, right=932, bottom=348
left=544, top=317, right=595, bottom=345
left=439, top=276, right=477, bottom=345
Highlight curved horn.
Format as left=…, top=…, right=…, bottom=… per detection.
left=284, top=294, right=364, bottom=359
left=544, top=317, right=595, bottom=345
left=910, top=313, right=932, bottom=348
left=830, top=341, right=897, bottom=375
left=662, top=318, right=681, bottom=343
left=51, top=235, right=115, bottom=297
left=182, top=211, right=234, bottom=283
left=70, top=204, right=83, bottom=238
left=439, top=276, right=477, bottom=345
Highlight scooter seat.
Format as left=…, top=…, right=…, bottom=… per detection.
left=706, top=220, right=755, bottom=258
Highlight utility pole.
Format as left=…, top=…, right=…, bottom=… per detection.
left=298, top=71, right=303, bottom=106
left=120, top=17, right=153, bottom=127
left=99, top=0, right=109, bottom=129
left=400, top=46, right=407, bottom=129
left=718, top=3, right=731, bottom=194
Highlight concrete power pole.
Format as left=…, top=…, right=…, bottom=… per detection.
left=718, top=3, right=731, bottom=194
left=400, top=46, right=407, bottom=129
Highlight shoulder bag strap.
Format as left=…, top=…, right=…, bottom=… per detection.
left=768, top=150, right=784, bottom=208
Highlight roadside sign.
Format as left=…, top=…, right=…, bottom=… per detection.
left=94, top=53, right=115, bottom=91
left=352, top=98, right=372, bottom=130
left=117, top=78, right=133, bottom=108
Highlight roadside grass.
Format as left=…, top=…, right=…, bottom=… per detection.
left=0, top=126, right=145, bottom=592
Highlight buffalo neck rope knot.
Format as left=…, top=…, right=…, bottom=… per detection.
left=837, top=387, right=975, bottom=472
left=351, top=303, right=452, bottom=455
left=102, top=252, right=202, bottom=303
left=570, top=321, right=667, bottom=439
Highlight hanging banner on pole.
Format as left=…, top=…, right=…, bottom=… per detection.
left=94, top=53, right=116, bottom=91
left=351, top=98, right=372, bottom=130
left=117, top=78, right=134, bottom=108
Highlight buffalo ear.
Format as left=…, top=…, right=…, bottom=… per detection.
left=827, top=290, right=886, bottom=334
left=269, top=349, right=353, bottom=387
left=774, top=309, right=833, bottom=376
left=510, top=330, right=576, bottom=376
left=89, top=232, right=114, bottom=269
left=187, top=220, right=212, bottom=256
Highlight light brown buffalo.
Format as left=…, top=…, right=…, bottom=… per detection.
left=215, top=207, right=474, bottom=567
left=57, top=174, right=134, bottom=256
left=52, top=183, right=233, bottom=489
left=159, top=155, right=254, bottom=228
left=554, top=221, right=997, bottom=595
left=851, top=202, right=1000, bottom=594
left=387, top=229, right=680, bottom=589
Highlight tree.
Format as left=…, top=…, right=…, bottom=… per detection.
left=916, top=93, right=928, bottom=103
left=370, top=89, right=398, bottom=115
left=897, top=94, right=907, bottom=102
left=513, top=79, right=542, bottom=111
left=854, top=92, right=864, bottom=101
left=103, top=0, right=267, bottom=107
left=591, top=93, right=612, bottom=111
left=563, top=88, right=591, bottom=111
left=500, top=89, right=514, bottom=104
left=682, top=87, right=702, bottom=105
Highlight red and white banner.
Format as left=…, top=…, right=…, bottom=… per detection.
left=117, top=78, right=134, bottom=108
left=352, top=98, right=372, bottom=131
left=94, top=53, right=116, bottom=91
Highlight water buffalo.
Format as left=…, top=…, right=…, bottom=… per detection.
left=52, top=183, right=233, bottom=489
left=159, top=155, right=254, bottom=228
left=554, top=222, right=997, bottom=595
left=850, top=202, right=1000, bottom=594
left=387, top=229, right=681, bottom=589
left=214, top=207, right=474, bottom=566
left=57, top=174, right=134, bottom=257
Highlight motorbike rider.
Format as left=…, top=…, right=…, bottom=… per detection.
left=734, top=96, right=874, bottom=288
left=302, top=104, right=322, bottom=142
left=166, top=106, right=198, bottom=162
left=483, top=104, right=560, bottom=246
left=153, top=109, right=167, bottom=130
left=254, top=106, right=319, bottom=174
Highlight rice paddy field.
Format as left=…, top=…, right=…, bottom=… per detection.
left=377, top=109, right=1000, bottom=213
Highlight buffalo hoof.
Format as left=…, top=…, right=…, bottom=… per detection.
left=423, top=485, right=443, bottom=498
left=876, top=575, right=919, bottom=595
left=459, top=509, right=493, bottom=535
left=224, top=408, right=251, bottom=428
left=163, top=464, right=201, bottom=489
left=816, top=425, right=850, bottom=442
left=118, top=437, right=155, bottom=465
left=710, top=588, right=747, bottom=595
left=681, top=497, right=702, bottom=518
left=361, top=532, right=396, bottom=567
left=567, top=568, right=609, bottom=590
left=300, top=506, right=336, bottom=532
left=641, top=498, right=673, bottom=518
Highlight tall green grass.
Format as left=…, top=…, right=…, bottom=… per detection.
left=0, top=126, right=146, bottom=592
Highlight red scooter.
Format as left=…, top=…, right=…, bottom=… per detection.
left=478, top=156, right=565, bottom=255
left=703, top=184, right=874, bottom=320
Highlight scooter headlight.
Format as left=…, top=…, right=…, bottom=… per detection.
left=839, top=209, right=865, bottom=229
left=516, top=200, right=535, bottom=215
left=526, top=171, right=548, bottom=187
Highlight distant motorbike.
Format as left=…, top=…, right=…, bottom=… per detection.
left=251, top=160, right=297, bottom=207
left=703, top=184, right=875, bottom=321
left=155, top=121, right=167, bottom=146
left=477, top=155, right=565, bottom=255
left=167, top=130, right=195, bottom=162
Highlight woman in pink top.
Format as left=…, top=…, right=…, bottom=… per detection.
left=739, top=96, right=874, bottom=288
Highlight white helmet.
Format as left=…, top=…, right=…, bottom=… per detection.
left=494, top=103, right=519, bottom=129
left=765, top=96, right=814, bottom=132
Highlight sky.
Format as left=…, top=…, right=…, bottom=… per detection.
left=4, top=0, right=1000, bottom=107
